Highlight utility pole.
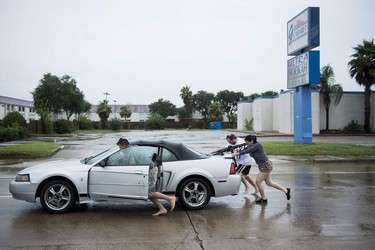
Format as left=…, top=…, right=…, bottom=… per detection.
left=103, top=92, right=110, bottom=101
left=113, top=100, right=117, bottom=118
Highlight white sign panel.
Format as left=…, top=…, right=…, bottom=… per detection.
left=287, top=52, right=309, bottom=89
left=287, top=10, right=309, bottom=55
left=287, top=7, right=319, bottom=56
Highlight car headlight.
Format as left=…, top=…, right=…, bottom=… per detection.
left=15, top=174, right=30, bottom=182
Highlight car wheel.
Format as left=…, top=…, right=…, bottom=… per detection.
left=178, top=178, right=211, bottom=210
left=40, top=180, right=75, bottom=214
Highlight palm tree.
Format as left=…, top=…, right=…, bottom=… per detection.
left=348, top=39, right=375, bottom=133
left=120, top=105, right=132, bottom=128
left=180, top=85, right=193, bottom=119
left=96, top=100, right=112, bottom=129
left=208, top=101, right=224, bottom=121
left=318, top=64, right=343, bottom=132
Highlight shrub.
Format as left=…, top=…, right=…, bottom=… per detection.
left=244, top=118, right=254, bottom=131
left=145, top=113, right=165, bottom=130
left=343, top=120, right=363, bottom=133
left=54, top=120, right=74, bottom=134
left=0, top=123, right=27, bottom=142
left=110, top=119, right=123, bottom=131
left=2, top=112, right=25, bottom=127
left=78, top=115, right=93, bottom=130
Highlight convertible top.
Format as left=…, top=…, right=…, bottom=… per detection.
left=130, top=139, right=209, bottom=161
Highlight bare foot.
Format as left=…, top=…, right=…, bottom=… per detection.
left=153, top=208, right=167, bottom=216
left=243, top=189, right=250, bottom=194
left=251, top=189, right=259, bottom=195
left=170, top=196, right=176, bottom=211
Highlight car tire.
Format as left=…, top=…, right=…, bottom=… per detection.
left=178, top=177, right=211, bottom=210
left=40, top=180, right=76, bottom=214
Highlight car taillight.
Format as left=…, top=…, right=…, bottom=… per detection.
left=229, top=162, right=237, bottom=175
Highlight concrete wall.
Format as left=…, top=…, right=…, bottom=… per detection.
left=273, top=91, right=293, bottom=134
left=253, top=98, right=274, bottom=131
left=237, top=91, right=374, bottom=134
left=319, top=92, right=364, bottom=130
left=237, top=101, right=252, bottom=130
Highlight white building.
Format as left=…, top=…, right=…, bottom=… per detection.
left=237, top=90, right=375, bottom=133
left=0, top=95, right=39, bottom=123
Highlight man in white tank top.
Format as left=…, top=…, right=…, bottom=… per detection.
left=225, top=134, right=259, bottom=195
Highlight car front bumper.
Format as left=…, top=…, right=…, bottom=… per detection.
left=9, top=181, right=38, bottom=203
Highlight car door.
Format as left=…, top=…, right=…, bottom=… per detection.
left=88, top=146, right=155, bottom=201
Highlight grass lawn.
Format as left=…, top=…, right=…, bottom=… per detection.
left=0, top=142, right=63, bottom=159
left=262, top=141, right=375, bottom=157
left=0, top=141, right=374, bottom=159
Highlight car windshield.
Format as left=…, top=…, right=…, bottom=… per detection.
left=81, top=147, right=118, bottom=165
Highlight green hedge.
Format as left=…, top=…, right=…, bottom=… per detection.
left=0, top=125, right=27, bottom=142
left=54, top=120, right=74, bottom=134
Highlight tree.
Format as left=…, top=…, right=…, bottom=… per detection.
left=149, top=98, right=176, bottom=119
left=145, top=113, right=166, bottom=130
left=119, top=105, right=132, bottom=120
left=261, top=91, right=278, bottom=97
left=191, top=90, right=215, bottom=122
left=96, top=100, right=112, bottom=129
left=215, top=90, right=244, bottom=123
left=32, top=73, right=89, bottom=121
left=348, top=39, right=375, bottom=133
left=82, top=101, right=92, bottom=114
left=180, top=85, right=193, bottom=119
left=119, top=105, right=132, bottom=129
left=208, top=101, right=224, bottom=121
left=59, top=75, right=86, bottom=120
left=2, top=111, right=25, bottom=127
left=177, top=107, right=189, bottom=121
left=32, top=73, right=61, bottom=114
left=244, top=93, right=261, bottom=102
left=318, top=64, right=343, bottom=131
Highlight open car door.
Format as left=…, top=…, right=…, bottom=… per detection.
left=88, top=146, right=158, bottom=201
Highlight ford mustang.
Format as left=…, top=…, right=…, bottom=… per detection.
left=9, top=140, right=241, bottom=214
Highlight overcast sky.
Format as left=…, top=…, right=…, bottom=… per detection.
left=1, top=0, right=374, bottom=107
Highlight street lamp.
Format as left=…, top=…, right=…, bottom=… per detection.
left=103, top=92, right=110, bottom=101
left=113, top=100, right=117, bottom=118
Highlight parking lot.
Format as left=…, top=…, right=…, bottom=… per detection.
left=0, top=130, right=374, bottom=249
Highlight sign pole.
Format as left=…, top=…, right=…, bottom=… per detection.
left=287, top=7, right=320, bottom=144
left=293, top=86, right=312, bottom=144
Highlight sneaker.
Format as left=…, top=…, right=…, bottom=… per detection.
left=286, top=188, right=291, bottom=200
left=255, top=198, right=268, bottom=204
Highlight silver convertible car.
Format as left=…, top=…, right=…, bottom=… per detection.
left=9, top=140, right=241, bottom=214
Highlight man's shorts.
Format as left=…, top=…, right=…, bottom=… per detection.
left=236, top=164, right=252, bottom=175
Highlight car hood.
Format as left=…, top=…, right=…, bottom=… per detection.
left=18, top=159, right=89, bottom=174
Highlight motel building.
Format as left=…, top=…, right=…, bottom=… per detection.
left=0, top=96, right=39, bottom=125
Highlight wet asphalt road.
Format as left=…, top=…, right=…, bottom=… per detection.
left=0, top=130, right=374, bottom=249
